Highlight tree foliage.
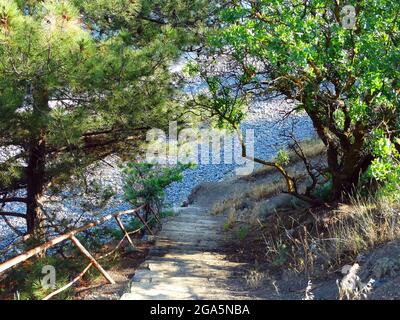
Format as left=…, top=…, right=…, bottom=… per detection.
left=123, top=162, right=190, bottom=208
left=199, top=0, right=400, bottom=199
left=0, top=0, right=219, bottom=236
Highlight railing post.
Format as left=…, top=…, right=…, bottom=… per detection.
left=115, top=216, right=135, bottom=250
left=70, top=235, right=115, bottom=285
left=134, top=211, right=154, bottom=235
left=148, top=204, right=161, bottom=224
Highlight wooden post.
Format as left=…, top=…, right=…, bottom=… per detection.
left=115, top=216, right=135, bottom=249
left=70, top=235, right=115, bottom=284
left=0, top=204, right=146, bottom=275
left=134, top=211, right=154, bottom=235
left=148, top=204, right=161, bottom=224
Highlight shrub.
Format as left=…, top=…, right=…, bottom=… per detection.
left=4, top=255, right=87, bottom=300
left=123, top=162, right=191, bottom=208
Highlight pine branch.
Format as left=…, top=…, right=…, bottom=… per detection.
left=0, top=197, right=27, bottom=204
left=0, top=212, right=26, bottom=219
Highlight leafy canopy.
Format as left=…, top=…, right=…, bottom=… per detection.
left=205, top=0, right=400, bottom=193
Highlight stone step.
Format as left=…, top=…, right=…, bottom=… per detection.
left=148, top=246, right=231, bottom=256
left=144, top=262, right=246, bottom=272
left=163, top=218, right=222, bottom=225
left=161, top=224, right=221, bottom=232
left=145, top=257, right=246, bottom=268
left=120, top=203, right=252, bottom=301
left=137, top=269, right=246, bottom=279
left=154, top=239, right=229, bottom=250
left=147, top=251, right=232, bottom=262
left=131, top=269, right=245, bottom=283
left=172, top=206, right=204, bottom=213
left=155, top=237, right=225, bottom=244
left=135, top=269, right=245, bottom=280
left=168, top=211, right=220, bottom=218
left=159, top=230, right=223, bottom=238
left=156, top=234, right=233, bottom=243
left=131, top=270, right=243, bottom=286
left=149, top=245, right=224, bottom=253
left=120, top=291, right=253, bottom=300
left=137, top=283, right=249, bottom=296
left=124, top=282, right=252, bottom=300
left=161, top=224, right=223, bottom=233
left=171, top=208, right=210, bottom=217
left=142, top=262, right=247, bottom=277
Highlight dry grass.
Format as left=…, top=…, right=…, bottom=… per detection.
left=336, top=263, right=375, bottom=300
left=212, top=138, right=326, bottom=220
left=245, top=268, right=266, bottom=289
left=223, top=209, right=238, bottom=231
left=213, top=138, right=400, bottom=281
left=212, top=180, right=287, bottom=217
left=242, top=138, right=326, bottom=179
left=294, top=138, right=326, bottom=159
left=330, top=195, right=400, bottom=259
left=251, top=182, right=288, bottom=201
left=302, top=280, right=315, bottom=300
left=259, top=195, right=400, bottom=276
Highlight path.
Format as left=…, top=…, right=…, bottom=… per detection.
left=120, top=206, right=256, bottom=300
left=120, top=167, right=291, bottom=300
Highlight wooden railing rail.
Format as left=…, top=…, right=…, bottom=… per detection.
left=0, top=203, right=160, bottom=300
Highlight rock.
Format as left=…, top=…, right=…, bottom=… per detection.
left=122, top=205, right=258, bottom=300
left=181, top=200, right=189, bottom=207
left=356, top=253, right=367, bottom=264
left=359, top=240, right=400, bottom=281
left=372, top=257, right=400, bottom=279
left=141, top=235, right=155, bottom=242
left=258, top=194, right=299, bottom=219
left=341, top=264, right=353, bottom=275
left=279, top=269, right=309, bottom=292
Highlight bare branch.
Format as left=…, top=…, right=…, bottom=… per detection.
left=0, top=212, right=26, bottom=219
left=0, top=197, right=27, bottom=204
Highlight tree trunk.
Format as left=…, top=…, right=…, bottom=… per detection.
left=26, top=86, right=49, bottom=238
left=26, top=133, right=46, bottom=237
left=304, top=97, right=372, bottom=201
left=328, top=142, right=373, bottom=201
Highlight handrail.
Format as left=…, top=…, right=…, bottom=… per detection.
left=0, top=203, right=160, bottom=300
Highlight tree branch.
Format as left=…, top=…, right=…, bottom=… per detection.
left=0, top=212, right=26, bottom=219
left=0, top=197, right=27, bottom=204
left=1, top=215, right=24, bottom=236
